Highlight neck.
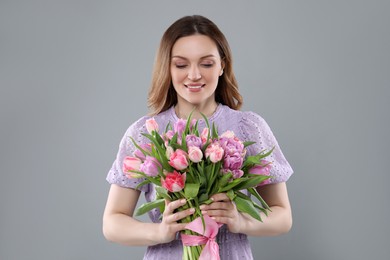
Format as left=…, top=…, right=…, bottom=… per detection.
left=175, top=102, right=219, bottom=120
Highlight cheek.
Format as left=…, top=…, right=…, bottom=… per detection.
left=171, top=68, right=186, bottom=78
left=204, top=70, right=220, bottom=82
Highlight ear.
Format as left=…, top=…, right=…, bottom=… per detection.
left=220, top=60, right=225, bottom=76
left=220, top=59, right=225, bottom=70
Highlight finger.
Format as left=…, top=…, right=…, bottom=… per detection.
left=166, top=207, right=195, bottom=223
left=208, top=216, right=233, bottom=227
left=164, top=199, right=187, bottom=215
left=172, top=223, right=191, bottom=233
left=202, top=201, right=234, bottom=211
left=169, top=208, right=195, bottom=222
left=210, top=193, right=230, bottom=202
left=203, top=209, right=234, bottom=218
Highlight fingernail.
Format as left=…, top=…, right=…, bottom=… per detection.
left=199, top=205, right=205, bottom=210
left=201, top=210, right=207, bottom=214
left=180, top=199, right=186, bottom=204
left=189, top=208, right=195, bottom=213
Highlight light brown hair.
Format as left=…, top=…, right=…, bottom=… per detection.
left=148, top=15, right=243, bottom=115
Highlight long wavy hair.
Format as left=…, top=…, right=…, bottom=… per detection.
left=148, top=15, right=243, bottom=115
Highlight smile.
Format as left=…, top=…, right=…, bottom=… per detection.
left=185, top=84, right=205, bottom=89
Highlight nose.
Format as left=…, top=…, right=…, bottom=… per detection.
left=187, top=65, right=201, bottom=81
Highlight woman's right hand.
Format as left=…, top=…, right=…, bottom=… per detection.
left=156, top=199, right=195, bottom=244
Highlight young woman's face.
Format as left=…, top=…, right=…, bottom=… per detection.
left=170, top=34, right=223, bottom=109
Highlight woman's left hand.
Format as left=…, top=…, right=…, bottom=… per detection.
left=199, top=193, right=243, bottom=233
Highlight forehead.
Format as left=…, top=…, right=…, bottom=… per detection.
left=171, top=34, right=220, bottom=59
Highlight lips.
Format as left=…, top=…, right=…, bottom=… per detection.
left=185, top=83, right=205, bottom=89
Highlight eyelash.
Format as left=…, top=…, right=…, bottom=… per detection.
left=175, top=64, right=214, bottom=69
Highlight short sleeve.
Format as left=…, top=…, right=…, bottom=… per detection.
left=240, top=112, right=293, bottom=184
left=106, top=117, right=150, bottom=192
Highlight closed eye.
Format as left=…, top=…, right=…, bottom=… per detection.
left=175, top=64, right=188, bottom=69
left=201, top=64, right=214, bottom=68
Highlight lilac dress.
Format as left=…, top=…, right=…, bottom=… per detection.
left=106, top=104, right=293, bottom=260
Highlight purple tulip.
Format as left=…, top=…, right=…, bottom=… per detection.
left=186, top=134, right=202, bottom=148
left=223, top=153, right=244, bottom=170
left=139, top=156, right=161, bottom=177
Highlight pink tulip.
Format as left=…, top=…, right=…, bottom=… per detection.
left=139, top=156, right=161, bottom=177
left=145, top=118, right=159, bottom=134
left=122, top=156, right=142, bottom=178
left=174, top=119, right=186, bottom=136
left=201, top=128, right=209, bottom=145
left=166, top=146, right=174, bottom=159
left=248, top=160, right=272, bottom=186
left=163, top=130, right=175, bottom=141
left=232, top=169, right=244, bottom=179
left=190, top=118, right=197, bottom=130
left=161, top=171, right=186, bottom=192
left=168, top=149, right=189, bottom=170
left=188, top=146, right=203, bottom=163
left=221, top=130, right=235, bottom=138
left=205, top=142, right=224, bottom=163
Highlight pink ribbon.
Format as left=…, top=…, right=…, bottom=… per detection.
left=181, top=215, right=222, bottom=260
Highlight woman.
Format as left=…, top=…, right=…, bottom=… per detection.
left=103, top=15, right=293, bottom=259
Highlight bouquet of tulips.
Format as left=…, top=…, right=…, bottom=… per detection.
left=123, top=113, right=274, bottom=260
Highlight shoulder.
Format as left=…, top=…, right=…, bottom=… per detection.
left=219, top=105, right=269, bottom=130
left=240, top=110, right=269, bottom=130
left=219, top=104, right=265, bottom=122
left=230, top=108, right=274, bottom=145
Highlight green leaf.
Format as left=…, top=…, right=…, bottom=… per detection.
left=135, top=199, right=165, bottom=216
left=184, top=183, right=200, bottom=199
left=233, top=175, right=271, bottom=191
left=142, top=133, right=173, bottom=171
left=211, top=122, right=218, bottom=139
left=155, top=186, right=172, bottom=200
left=165, top=121, right=172, bottom=132
left=135, top=179, right=150, bottom=190
left=248, top=187, right=271, bottom=211
left=206, top=162, right=221, bottom=195
left=253, top=202, right=269, bottom=216
left=181, top=132, right=187, bottom=151
left=194, top=121, right=199, bottom=135
left=235, top=190, right=251, bottom=200
left=242, top=155, right=263, bottom=168
left=247, top=187, right=261, bottom=202
left=218, top=172, right=233, bottom=188
left=234, top=196, right=262, bottom=221
left=170, top=132, right=178, bottom=146
left=184, top=110, right=194, bottom=135
left=242, top=147, right=275, bottom=168
left=155, top=131, right=166, bottom=147
left=218, top=178, right=245, bottom=192
left=226, top=189, right=236, bottom=201
left=129, top=137, right=151, bottom=157
left=198, top=193, right=209, bottom=203
left=243, top=141, right=256, bottom=148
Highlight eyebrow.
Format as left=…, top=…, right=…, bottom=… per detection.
left=171, top=54, right=217, bottom=60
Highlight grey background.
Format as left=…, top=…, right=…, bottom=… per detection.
left=1, top=0, right=389, bottom=259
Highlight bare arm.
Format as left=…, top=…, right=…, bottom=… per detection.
left=102, top=184, right=195, bottom=246
left=241, top=182, right=292, bottom=236
left=200, top=182, right=292, bottom=237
